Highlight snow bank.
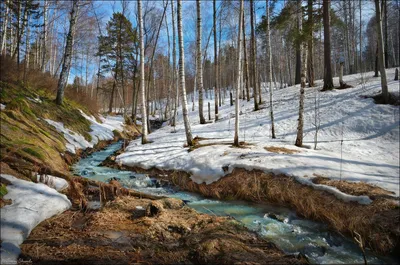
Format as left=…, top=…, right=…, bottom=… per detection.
left=0, top=174, right=71, bottom=264
left=45, top=112, right=125, bottom=154
left=36, top=174, right=69, bottom=191
left=44, top=119, right=93, bottom=154
left=117, top=69, right=400, bottom=203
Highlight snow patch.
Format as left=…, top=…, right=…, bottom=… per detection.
left=36, top=174, right=69, bottom=191
left=44, top=119, right=93, bottom=154
left=0, top=104, right=5, bottom=110
left=0, top=174, right=71, bottom=264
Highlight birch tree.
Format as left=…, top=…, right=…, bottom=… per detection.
left=55, top=0, right=80, bottom=105
left=234, top=0, right=244, bottom=147
left=197, top=0, right=206, bottom=124
left=375, top=0, right=389, bottom=103
left=295, top=0, right=307, bottom=147
left=266, top=0, right=276, bottom=139
left=250, top=0, right=259, bottom=111
left=177, top=0, right=193, bottom=146
left=138, top=0, right=148, bottom=143
left=213, top=0, right=219, bottom=121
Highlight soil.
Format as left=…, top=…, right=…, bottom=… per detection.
left=19, top=196, right=308, bottom=265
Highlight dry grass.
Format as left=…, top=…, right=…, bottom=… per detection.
left=312, top=174, right=395, bottom=198
left=264, top=146, right=300, bottom=155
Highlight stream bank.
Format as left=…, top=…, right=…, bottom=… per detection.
left=19, top=196, right=308, bottom=265
left=102, top=143, right=400, bottom=259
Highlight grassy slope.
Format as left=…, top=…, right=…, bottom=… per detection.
left=1, top=80, right=98, bottom=179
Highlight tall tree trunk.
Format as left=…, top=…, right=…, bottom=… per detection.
left=0, top=0, right=9, bottom=55
left=234, top=0, right=244, bottom=147
left=41, top=0, right=48, bottom=73
left=56, top=0, right=79, bottom=105
left=242, top=9, right=250, bottom=102
left=375, top=0, right=389, bottom=103
left=374, top=44, right=379, bottom=77
left=108, top=76, right=117, bottom=113
left=171, top=0, right=178, bottom=129
left=213, top=0, right=219, bottom=121
left=250, top=0, right=259, bottom=111
left=177, top=0, right=193, bottom=146
left=24, top=12, right=30, bottom=83
left=295, top=2, right=301, bottom=85
left=383, top=0, right=389, bottom=68
left=322, top=0, right=334, bottom=90
left=197, top=0, right=206, bottom=124
left=138, top=0, right=148, bottom=143
left=307, top=0, right=314, bottom=87
left=266, top=0, right=276, bottom=139
left=295, top=0, right=307, bottom=147
left=164, top=1, right=171, bottom=121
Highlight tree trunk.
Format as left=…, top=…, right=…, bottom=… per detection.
left=266, top=0, right=276, bottom=139
left=295, top=3, right=301, bottom=85
left=234, top=0, right=244, bottom=147
left=171, top=0, right=178, bottom=129
left=56, top=0, right=79, bottom=105
left=307, top=0, right=314, bottom=87
left=242, top=10, right=250, bottom=102
left=177, top=0, right=193, bottom=146
left=41, top=0, right=48, bottom=73
left=197, top=0, right=206, bottom=124
left=374, top=44, right=379, bottom=77
left=375, top=0, right=389, bottom=103
left=384, top=0, right=388, bottom=68
left=138, top=0, right=148, bottom=143
left=213, top=0, right=219, bottom=121
left=295, top=0, right=307, bottom=147
left=108, top=76, right=117, bottom=113
left=0, top=0, right=9, bottom=55
left=250, top=0, right=259, bottom=111
left=322, top=0, right=334, bottom=90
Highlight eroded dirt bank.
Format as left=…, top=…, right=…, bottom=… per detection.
left=104, top=159, right=400, bottom=257
left=19, top=196, right=307, bottom=265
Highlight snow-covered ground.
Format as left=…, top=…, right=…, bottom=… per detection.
left=0, top=174, right=71, bottom=265
left=117, top=69, right=400, bottom=201
left=45, top=114, right=125, bottom=154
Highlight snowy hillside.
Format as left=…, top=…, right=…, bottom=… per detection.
left=117, top=69, right=400, bottom=199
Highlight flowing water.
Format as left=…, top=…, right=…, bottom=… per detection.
left=73, top=141, right=394, bottom=264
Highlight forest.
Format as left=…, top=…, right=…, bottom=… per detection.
left=0, top=0, right=399, bottom=264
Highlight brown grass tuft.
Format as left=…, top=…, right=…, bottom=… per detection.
left=265, top=146, right=300, bottom=154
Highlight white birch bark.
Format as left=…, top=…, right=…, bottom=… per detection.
left=234, top=0, right=244, bottom=146
left=177, top=0, right=193, bottom=146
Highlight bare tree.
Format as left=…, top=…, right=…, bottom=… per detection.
left=295, top=0, right=307, bottom=147
left=234, top=0, right=244, bottom=147
left=266, top=0, right=276, bottom=139
left=56, top=0, right=80, bottom=105
left=375, top=0, right=389, bottom=103
left=177, top=0, right=193, bottom=146
left=138, top=0, right=148, bottom=143
left=197, top=0, right=206, bottom=124
left=322, top=0, right=334, bottom=90
left=250, top=0, right=259, bottom=111
left=213, top=0, right=219, bottom=121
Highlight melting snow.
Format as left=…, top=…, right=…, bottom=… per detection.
left=0, top=174, right=71, bottom=264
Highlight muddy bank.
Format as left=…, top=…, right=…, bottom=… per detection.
left=103, top=159, right=400, bottom=257
left=19, top=196, right=308, bottom=265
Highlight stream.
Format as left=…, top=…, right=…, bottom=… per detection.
left=73, top=141, right=394, bottom=264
